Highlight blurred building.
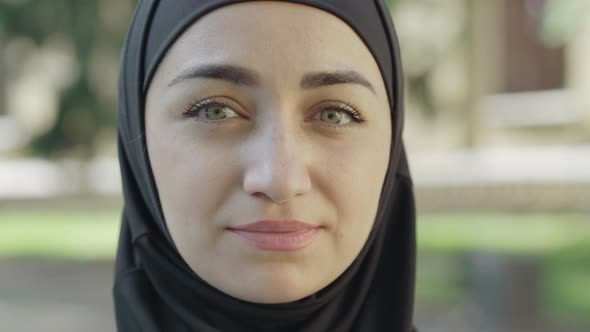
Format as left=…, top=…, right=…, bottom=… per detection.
left=387, top=0, right=590, bottom=212
left=393, top=0, right=590, bottom=151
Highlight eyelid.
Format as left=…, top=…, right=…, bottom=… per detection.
left=310, top=99, right=367, bottom=125
left=183, top=96, right=248, bottom=121
left=187, top=96, right=245, bottom=112
left=311, top=98, right=361, bottom=113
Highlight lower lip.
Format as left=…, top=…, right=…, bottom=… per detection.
left=226, top=228, right=322, bottom=251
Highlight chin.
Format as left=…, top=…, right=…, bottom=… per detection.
left=225, top=265, right=321, bottom=304
left=237, top=286, right=315, bottom=304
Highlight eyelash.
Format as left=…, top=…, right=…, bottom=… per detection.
left=182, top=96, right=367, bottom=129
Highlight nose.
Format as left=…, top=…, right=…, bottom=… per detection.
left=242, top=121, right=312, bottom=204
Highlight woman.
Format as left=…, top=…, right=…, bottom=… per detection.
left=114, top=0, right=417, bottom=331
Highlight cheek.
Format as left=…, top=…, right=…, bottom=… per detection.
left=320, top=129, right=391, bottom=242
left=323, top=126, right=391, bottom=198
left=147, top=121, right=238, bottom=240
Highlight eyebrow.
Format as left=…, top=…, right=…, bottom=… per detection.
left=168, top=64, right=375, bottom=94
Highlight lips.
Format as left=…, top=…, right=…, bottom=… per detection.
left=225, top=220, right=322, bottom=250
left=226, top=220, right=319, bottom=232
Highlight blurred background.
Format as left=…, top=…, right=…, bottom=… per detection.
left=0, top=0, right=588, bottom=331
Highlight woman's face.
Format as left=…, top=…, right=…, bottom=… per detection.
left=146, top=1, right=392, bottom=304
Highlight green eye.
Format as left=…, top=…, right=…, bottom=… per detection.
left=320, top=109, right=351, bottom=125
left=203, top=105, right=236, bottom=120
left=183, top=98, right=240, bottom=124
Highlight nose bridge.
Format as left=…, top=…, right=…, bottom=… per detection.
left=267, top=114, right=300, bottom=163
left=242, top=112, right=311, bottom=203
left=254, top=103, right=306, bottom=168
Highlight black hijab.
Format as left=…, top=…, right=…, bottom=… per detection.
left=113, top=0, right=417, bottom=331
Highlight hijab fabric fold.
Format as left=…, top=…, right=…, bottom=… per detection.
left=114, top=1, right=417, bottom=331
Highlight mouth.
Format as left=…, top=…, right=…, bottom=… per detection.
left=225, top=220, right=323, bottom=251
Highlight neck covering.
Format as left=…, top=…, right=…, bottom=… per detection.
left=114, top=1, right=417, bottom=331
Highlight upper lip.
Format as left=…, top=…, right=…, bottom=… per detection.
left=226, top=220, right=321, bottom=232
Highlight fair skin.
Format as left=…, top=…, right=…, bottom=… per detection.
left=145, top=1, right=392, bottom=304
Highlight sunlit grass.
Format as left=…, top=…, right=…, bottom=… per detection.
left=0, top=210, right=588, bottom=258
left=0, top=211, right=120, bottom=259
left=418, top=212, right=590, bottom=255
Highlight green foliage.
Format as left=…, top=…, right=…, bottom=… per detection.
left=0, top=0, right=132, bottom=158
left=540, top=0, right=590, bottom=47
left=542, top=242, right=590, bottom=326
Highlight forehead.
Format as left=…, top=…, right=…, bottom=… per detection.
left=152, top=1, right=386, bottom=94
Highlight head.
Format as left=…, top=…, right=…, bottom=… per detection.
left=145, top=1, right=392, bottom=304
